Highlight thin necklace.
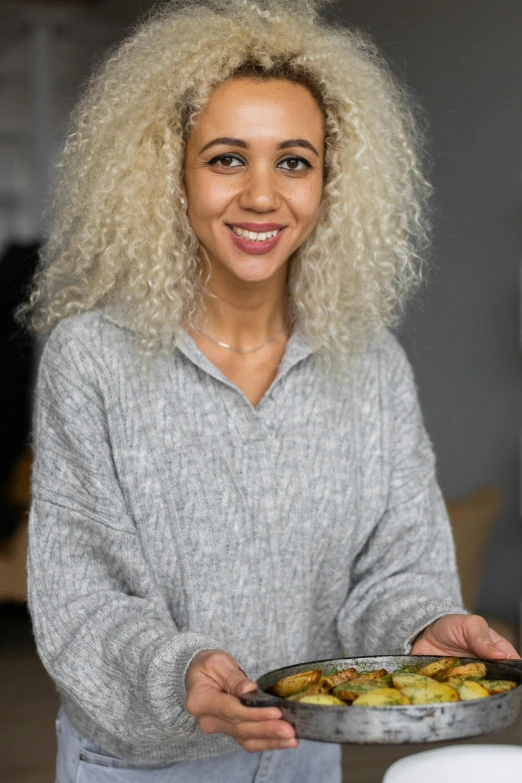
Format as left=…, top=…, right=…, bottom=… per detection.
left=192, top=323, right=288, bottom=354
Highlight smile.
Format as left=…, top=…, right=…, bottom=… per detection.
left=226, top=223, right=286, bottom=255
left=229, top=225, right=282, bottom=242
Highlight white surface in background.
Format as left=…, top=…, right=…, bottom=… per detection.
left=382, top=744, right=522, bottom=783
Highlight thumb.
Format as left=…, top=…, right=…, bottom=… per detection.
left=213, top=656, right=257, bottom=697
left=486, top=636, right=511, bottom=657
left=477, top=631, right=502, bottom=652
left=226, top=669, right=258, bottom=698
left=465, top=617, right=505, bottom=659
left=235, top=678, right=258, bottom=697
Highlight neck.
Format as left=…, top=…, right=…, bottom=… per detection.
left=193, top=260, right=290, bottom=352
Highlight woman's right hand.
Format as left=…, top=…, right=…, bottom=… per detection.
left=185, top=649, right=298, bottom=753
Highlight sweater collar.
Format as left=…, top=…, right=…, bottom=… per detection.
left=101, top=307, right=314, bottom=392
left=175, top=327, right=314, bottom=394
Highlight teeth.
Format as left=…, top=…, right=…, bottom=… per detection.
left=231, top=226, right=280, bottom=241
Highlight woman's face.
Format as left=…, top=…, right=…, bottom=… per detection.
left=184, top=77, right=325, bottom=288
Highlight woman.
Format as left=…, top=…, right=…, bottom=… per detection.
left=24, top=0, right=518, bottom=781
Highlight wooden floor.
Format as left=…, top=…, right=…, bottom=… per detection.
left=1, top=602, right=521, bottom=783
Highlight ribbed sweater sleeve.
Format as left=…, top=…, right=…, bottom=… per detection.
left=28, top=326, right=227, bottom=751
left=336, top=336, right=466, bottom=655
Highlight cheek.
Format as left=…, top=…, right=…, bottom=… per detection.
left=290, top=185, right=323, bottom=227
left=187, top=173, right=234, bottom=221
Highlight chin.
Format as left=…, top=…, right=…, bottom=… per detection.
left=231, top=268, right=283, bottom=285
left=224, top=256, right=286, bottom=284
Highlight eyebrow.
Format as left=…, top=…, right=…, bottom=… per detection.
left=198, top=137, right=320, bottom=158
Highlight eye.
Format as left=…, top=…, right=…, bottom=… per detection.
left=278, top=156, right=311, bottom=172
left=208, top=153, right=244, bottom=169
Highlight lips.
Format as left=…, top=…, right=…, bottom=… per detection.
left=230, top=222, right=286, bottom=232
left=226, top=223, right=286, bottom=255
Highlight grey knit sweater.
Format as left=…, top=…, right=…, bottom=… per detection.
left=28, top=310, right=464, bottom=764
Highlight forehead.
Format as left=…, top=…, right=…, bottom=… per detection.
left=191, top=77, right=324, bottom=143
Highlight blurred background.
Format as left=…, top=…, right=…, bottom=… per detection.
left=0, top=1, right=521, bottom=781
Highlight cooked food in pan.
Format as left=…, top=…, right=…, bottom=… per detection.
left=270, top=658, right=518, bottom=706
left=270, top=669, right=322, bottom=697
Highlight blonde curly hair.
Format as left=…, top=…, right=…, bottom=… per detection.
left=22, top=0, right=432, bottom=358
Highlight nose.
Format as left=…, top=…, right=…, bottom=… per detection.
left=237, top=165, right=280, bottom=212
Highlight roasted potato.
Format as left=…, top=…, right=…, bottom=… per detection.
left=391, top=672, right=432, bottom=689
left=480, top=679, right=517, bottom=694
left=392, top=662, right=423, bottom=675
left=285, top=691, right=306, bottom=701
left=333, top=682, right=389, bottom=703
left=321, top=667, right=358, bottom=687
left=418, top=657, right=459, bottom=679
left=446, top=679, right=489, bottom=700
left=352, top=688, right=411, bottom=707
left=352, top=668, right=388, bottom=682
left=441, top=662, right=487, bottom=680
left=286, top=667, right=357, bottom=697
left=287, top=680, right=332, bottom=700
left=399, top=681, right=459, bottom=704
left=271, top=669, right=321, bottom=697
left=298, top=694, right=346, bottom=706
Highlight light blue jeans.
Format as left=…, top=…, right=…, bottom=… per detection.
left=55, top=708, right=342, bottom=783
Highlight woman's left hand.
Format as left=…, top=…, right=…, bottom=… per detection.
left=411, top=613, right=520, bottom=660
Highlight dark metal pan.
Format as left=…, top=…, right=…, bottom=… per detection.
left=240, top=655, right=522, bottom=744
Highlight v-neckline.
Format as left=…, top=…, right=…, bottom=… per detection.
left=176, top=327, right=313, bottom=410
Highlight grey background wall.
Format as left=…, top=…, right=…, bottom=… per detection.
left=333, top=0, right=522, bottom=624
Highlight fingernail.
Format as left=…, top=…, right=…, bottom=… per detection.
left=280, top=739, right=298, bottom=748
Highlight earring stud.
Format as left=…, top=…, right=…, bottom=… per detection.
left=180, top=196, right=185, bottom=205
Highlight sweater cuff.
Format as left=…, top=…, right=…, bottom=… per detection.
left=149, top=634, right=225, bottom=738
left=166, top=638, right=251, bottom=730
left=403, top=605, right=470, bottom=654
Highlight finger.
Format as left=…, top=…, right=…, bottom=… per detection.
left=235, top=679, right=258, bottom=696
left=189, top=688, right=282, bottom=723
left=495, top=644, right=521, bottom=660
left=467, top=632, right=504, bottom=659
left=215, top=694, right=283, bottom=724
left=242, top=737, right=299, bottom=753
left=487, top=630, right=521, bottom=660
left=234, top=719, right=296, bottom=742
left=192, top=651, right=258, bottom=701
left=222, top=669, right=259, bottom=699
left=199, top=716, right=295, bottom=742
left=463, top=616, right=510, bottom=659
left=201, top=654, right=259, bottom=703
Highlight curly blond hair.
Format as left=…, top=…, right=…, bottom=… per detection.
left=21, top=0, right=432, bottom=359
